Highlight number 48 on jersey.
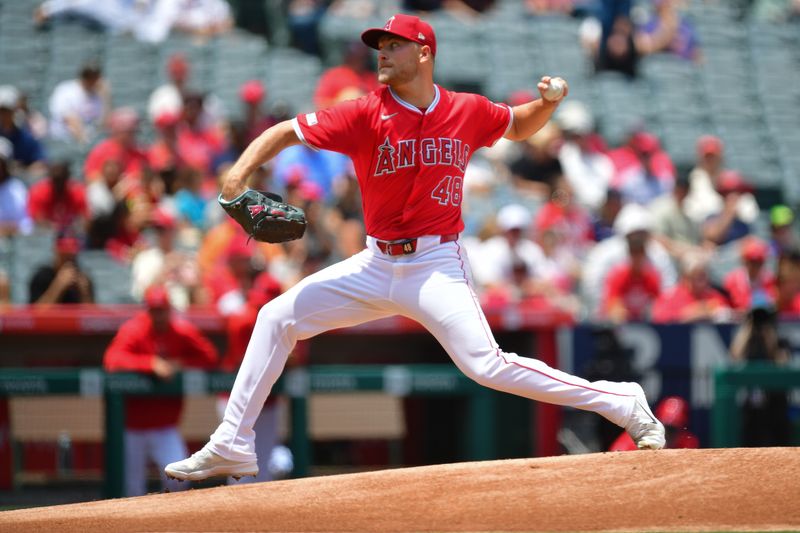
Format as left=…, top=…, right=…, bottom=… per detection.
left=431, top=175, right=463, bottom=206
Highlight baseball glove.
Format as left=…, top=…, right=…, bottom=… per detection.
left=218, top=189, right=307, bottom=243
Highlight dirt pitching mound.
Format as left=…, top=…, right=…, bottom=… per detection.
left=1, top=448, right=798, bottom=532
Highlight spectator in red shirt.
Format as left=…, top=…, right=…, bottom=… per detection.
left=776, top=248, right=800, bottom=317
left=534, top=175, right=594, bottom=259
left=103, top=285, right=218, bottom=496
left=217, top=272, right=292, bottom=483
left=176, top=92, right=225, bottom=179
left=27, top=161, right=89, bottom=231
left=148, top=111, right=208, bottom=176
left=83, top=107, right=148, bottom=182
left=239, top=80, right=278, bottom=144
left=602, top=229, right=661, bottom=323
left=723, top=236, right=776, bottom=312
left=88, top=199, right=147, bottom=262
left=610, top=396, right=699, bottom=451
left=608, top=130, right=675, bottom=205
left=313, top=41, right=379, bottom=111
left=205, top=239, right=264, bottom=315
left=651, top=252, right=731, bottom=323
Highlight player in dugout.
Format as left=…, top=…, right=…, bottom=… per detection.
left=104, top=284, right=218, bottom=495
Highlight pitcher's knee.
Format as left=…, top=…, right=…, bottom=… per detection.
left=458, top=361, right=498, bottom=389
left=256, top=300, right=298, bottom=346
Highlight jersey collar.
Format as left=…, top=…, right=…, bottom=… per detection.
left=389, top=84, right=441, bottom=115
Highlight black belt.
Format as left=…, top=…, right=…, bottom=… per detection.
left=375, top=233, right=459, bottom=256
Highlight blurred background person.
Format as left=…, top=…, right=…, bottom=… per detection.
left=723, top=237, right=776, bottom=313
left=600, top=226, right=662, bottom=323
left=83, top=107, right=148, bottom=182
left=776, top=248, right=800, bottom=317
left=651, top=252, right=731, bottom=323
left=648, top=174, right=704, bottom=262
left=701, top=170, right=755, bottom=246
left=768, top=204, right=798, bottom=256
left=0, top=137, right=32, bottom=237
left=582, top=203, right=677, bottom=317
left=130, top=209, right=205, bottom=310
left=471, top=204, right=544, bottom=301
left=239, top=80, right=278, bottom=144
left=608, top=130, right=675, bottom=206
left=28, top=232, right=94, bottom=304
left=313, top=40, right=378, bottom=111
left=103, top=285, right=218, bottom=496
left=27, top=160, right=89, bottom=232
left=48, top=61, right=110, bottom=145
left=555, top=101, right=613, bottom=212
left=508, top=121, right=563, bottom=202
left=591, top=188, right=623, bottom=242
left=729, top=295, right=792, bottom=447
left=636, top=0, right=701, bottom=62
left=684, top=136, right=759, bottom=231
left=0, top=85, right=46, bottom=177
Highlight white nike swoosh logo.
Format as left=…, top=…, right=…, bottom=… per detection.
left=381, top=113, right=398, bottom=120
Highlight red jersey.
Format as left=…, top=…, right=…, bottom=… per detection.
left=313, top=65, right=380, bottom=109
left=651, top=282, right=730, bottom=323
left=293, top=85, right=512, bottom=240
left=104, top=311, right=218, bottom=429
left=603, top=262, right=661, bottom=321
left=84, top=139, right=148, bottom=182
left=722, top=267, right=776, bottom=311
left=27, top=179, right=88, bottom=229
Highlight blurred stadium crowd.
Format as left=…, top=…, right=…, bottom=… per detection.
left=1, top=0, right=800, bottom=325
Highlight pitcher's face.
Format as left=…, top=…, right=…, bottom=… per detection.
left=377, top=36, right=421, bottom=85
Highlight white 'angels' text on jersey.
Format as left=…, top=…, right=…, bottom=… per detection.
left=374, top=136, right=470, bottom=176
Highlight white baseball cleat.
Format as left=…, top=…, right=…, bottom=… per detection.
left=624, top=384, right=666, bottom=450
left=164, top=446, right=258, bottom=481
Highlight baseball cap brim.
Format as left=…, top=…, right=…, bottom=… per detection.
left=361, top=28, right=411, bottom=50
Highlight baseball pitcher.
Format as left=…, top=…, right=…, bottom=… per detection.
left=166, top=13, right=665, bottom=482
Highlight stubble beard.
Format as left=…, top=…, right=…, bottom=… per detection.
left=378, top=63, right=416, bottom=86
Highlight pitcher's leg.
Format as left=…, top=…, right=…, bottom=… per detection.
left=209, top=252, right=396, bottom=461
left=403, top=245, right=637, bottom=427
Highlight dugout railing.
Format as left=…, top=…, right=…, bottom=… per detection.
left=711, top=362, right=800, bottom=448
left=0, top=366, right=494, bottom=499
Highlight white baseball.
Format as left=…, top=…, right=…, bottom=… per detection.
left=543, top=78, right=565, bottom=101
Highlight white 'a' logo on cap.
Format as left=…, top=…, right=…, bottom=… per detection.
left=418, top=32, right=425, bottom=40
left=384, top=16, right=395, bottom=30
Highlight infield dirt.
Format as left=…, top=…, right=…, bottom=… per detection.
left=0, top=447, right=797, bottom=532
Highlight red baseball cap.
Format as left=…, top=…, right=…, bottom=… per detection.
left=717, top=170, right=752, bottom=194
left=697, top=135, right=723, bottom=156
left=655, top=396, right=689, bottom=428
left=630, top=131, right=660, bottom=154
left=56, top=235, right=81, bottom=254
left=240, top=80, right=265, bottom=104
left=152, top=208, right=176, bottom=230
left=740, top=236, right=768, bottom=262
left=154, top=111, right=180, bottom=129
left=144, top=285, right=171, bottom=309
left=361, top=14, right=437, bottom=56
left=168, top=53, right=189, bottom=78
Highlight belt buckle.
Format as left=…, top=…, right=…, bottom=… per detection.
left=386, top=238, right=417, bottom=256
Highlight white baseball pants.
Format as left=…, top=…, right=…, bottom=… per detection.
left=216, top=397, right=282, bottom=483
left=124, top=426, right=189, bottom=496
left=209, top=236, right=638, bottom=462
